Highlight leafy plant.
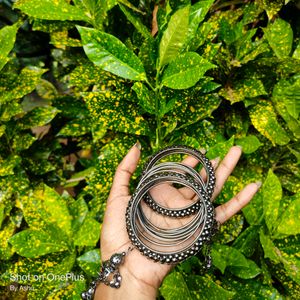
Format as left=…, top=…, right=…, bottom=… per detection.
left=0, top=0, right=299, bottom=299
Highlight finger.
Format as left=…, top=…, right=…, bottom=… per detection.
left=212, top=146, right=242, bottom=200
left=109, top=142, right=141, bottom=200
left=215, top=182, right=261, bottom=224
left=181, top=155, right=199, bottom=168
left=179, top=157, right=220, bottom=199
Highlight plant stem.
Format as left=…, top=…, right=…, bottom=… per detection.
left=154, top=70, right=162, bottom=150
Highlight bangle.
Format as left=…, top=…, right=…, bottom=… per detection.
left=126, top=145, right=218, bottom=266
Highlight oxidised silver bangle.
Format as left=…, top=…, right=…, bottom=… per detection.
left=126, top=145, right=218, bottom=266
left=141, top=145, right=215, bottom=217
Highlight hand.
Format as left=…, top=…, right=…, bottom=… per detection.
left=95, top=143, right=261, bottom=300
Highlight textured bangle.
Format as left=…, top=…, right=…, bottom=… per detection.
left=126, top=145, right=218, bottom=265
left=141, top=146, right=215, bottom=217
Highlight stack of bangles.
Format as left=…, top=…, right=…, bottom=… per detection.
left=81, top=145, right=219, bottom=300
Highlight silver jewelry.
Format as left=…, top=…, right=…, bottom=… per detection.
left=81, top=247, right=133, bottom=299
left=126, top=145, right=218, bottom=266
left=141, top=146, right=215, bottom=217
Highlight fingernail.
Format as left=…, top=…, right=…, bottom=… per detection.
left=134, top=141, right=141, bottom=150
left=255, top=181, right=262, bottom=188
left=200, top=148, right=207, bottom=154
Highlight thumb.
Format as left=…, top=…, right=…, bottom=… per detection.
left=109, top=142, right=141, bottom=199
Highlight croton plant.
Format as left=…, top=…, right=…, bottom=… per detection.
left=0, top=0, right=299, bottom=299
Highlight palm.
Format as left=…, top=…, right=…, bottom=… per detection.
left=100, top=145, right=260, bottom=290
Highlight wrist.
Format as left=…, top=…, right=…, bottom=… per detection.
left=94, top=267, right=157, bottom=300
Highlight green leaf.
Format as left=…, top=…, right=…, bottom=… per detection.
left=132, top=82, right=156, bottom=114
left=261, top=233, right=300, bottom=285
left=86, top=135, right=136, bottom=212
left=12, top=133, right=37, bottom=151
left=257, top=0, right=285, bottom=20
left=242, top=191, right=263, bottom=225
left=74, top=217, right=100, bottom=246
left=14, top=0, right=89, bottom=22
left=293, top=41, right=300, bottom=60
left=229, top=259, right=261, bottom=279
left=78, top=0, right=118, bottom=29
left=235, top=135, right=262, bottom=154
left=207, top=136, right=235, bottom=160
left=223, top=276, right=283, bottom=300
left=217, top=176, right=244, bottom=205
left=160, top=98, right=178, bottom=117
left=233, top=225, right=259, bottom=257
left=0, top=155, right=21, bottom=176
left=188, top=274, right=235, bottom=299
left=273, top=96, right=300, bottom=139
left=172, top=93, right=221, bottom=128
left=219, top=18, right=241, bottom=45
left=119, top=4, right=152, bottom=39
left=181, top=135, right=201, bottom=149
left=69, top=198, right=89, bottom=233
left=84, top=92, right=150, bottom=136
left=211, top=244, right=250, bottom=274
left=21, top=184, right=73, bottom=236
left=0, top=67, right=46, bottom=104
left=47, top=279, right=86, bottom=299
left=249, top=100, right=290, bottom=146
left=58, top=118, right=92, bottom=136
left=19, top=106, right=59, bottom=129
left=187, top=21, right=212, bottom=51
left=0, top=221, right=15, bottom=260
left=9, top=229, right=68, bottom=258
left=216, top=214, right=244, bottom=244
left=160, top=272, right=192, bottom=300
left=186, top=0, right=214, bottom=47
left=77, top=249, right=101, bottom=276
left=263, top=169, right=282, bottom=233
left=159, top=6, right=190, bottom=67
left=264, top=18, right=293, bottom=59
left=272, top=77, right=300, bottom=119
left=0, top=24, right=18, bottom=71
left=273, top=236, right=300, bottom=284
left=276, top=193, right=300, bottom=236
left=219, top=78, right=267, bottom=104
left=77, top=26, right=146, bottom=81
left=161, top=52, right=215, bottom=89
left=36, top=79, right=58, bottom=100
left=118, top=0, right=144, bottom=14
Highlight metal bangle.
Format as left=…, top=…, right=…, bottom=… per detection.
left=126, top=145, right=218, bottom=266
left=141, top=145, right=215, bottom=217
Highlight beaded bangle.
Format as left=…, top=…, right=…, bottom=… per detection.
left=126, top=145, right=218, bottom=264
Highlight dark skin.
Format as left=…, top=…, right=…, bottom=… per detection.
left=95, top=144, right=261, bottom=300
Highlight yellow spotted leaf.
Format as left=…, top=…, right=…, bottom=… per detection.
left=249, top=100, right=290, bottom=146
left=14, top=0, right=89, bottom=22
left=77, top=26, right=146, bottom=81
left=277, top=193, right=300, bottom=236
left=262, top=169, right=282, bottom=233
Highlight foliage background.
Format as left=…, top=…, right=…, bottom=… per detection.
left=0, top=0, right=299, bottom=299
